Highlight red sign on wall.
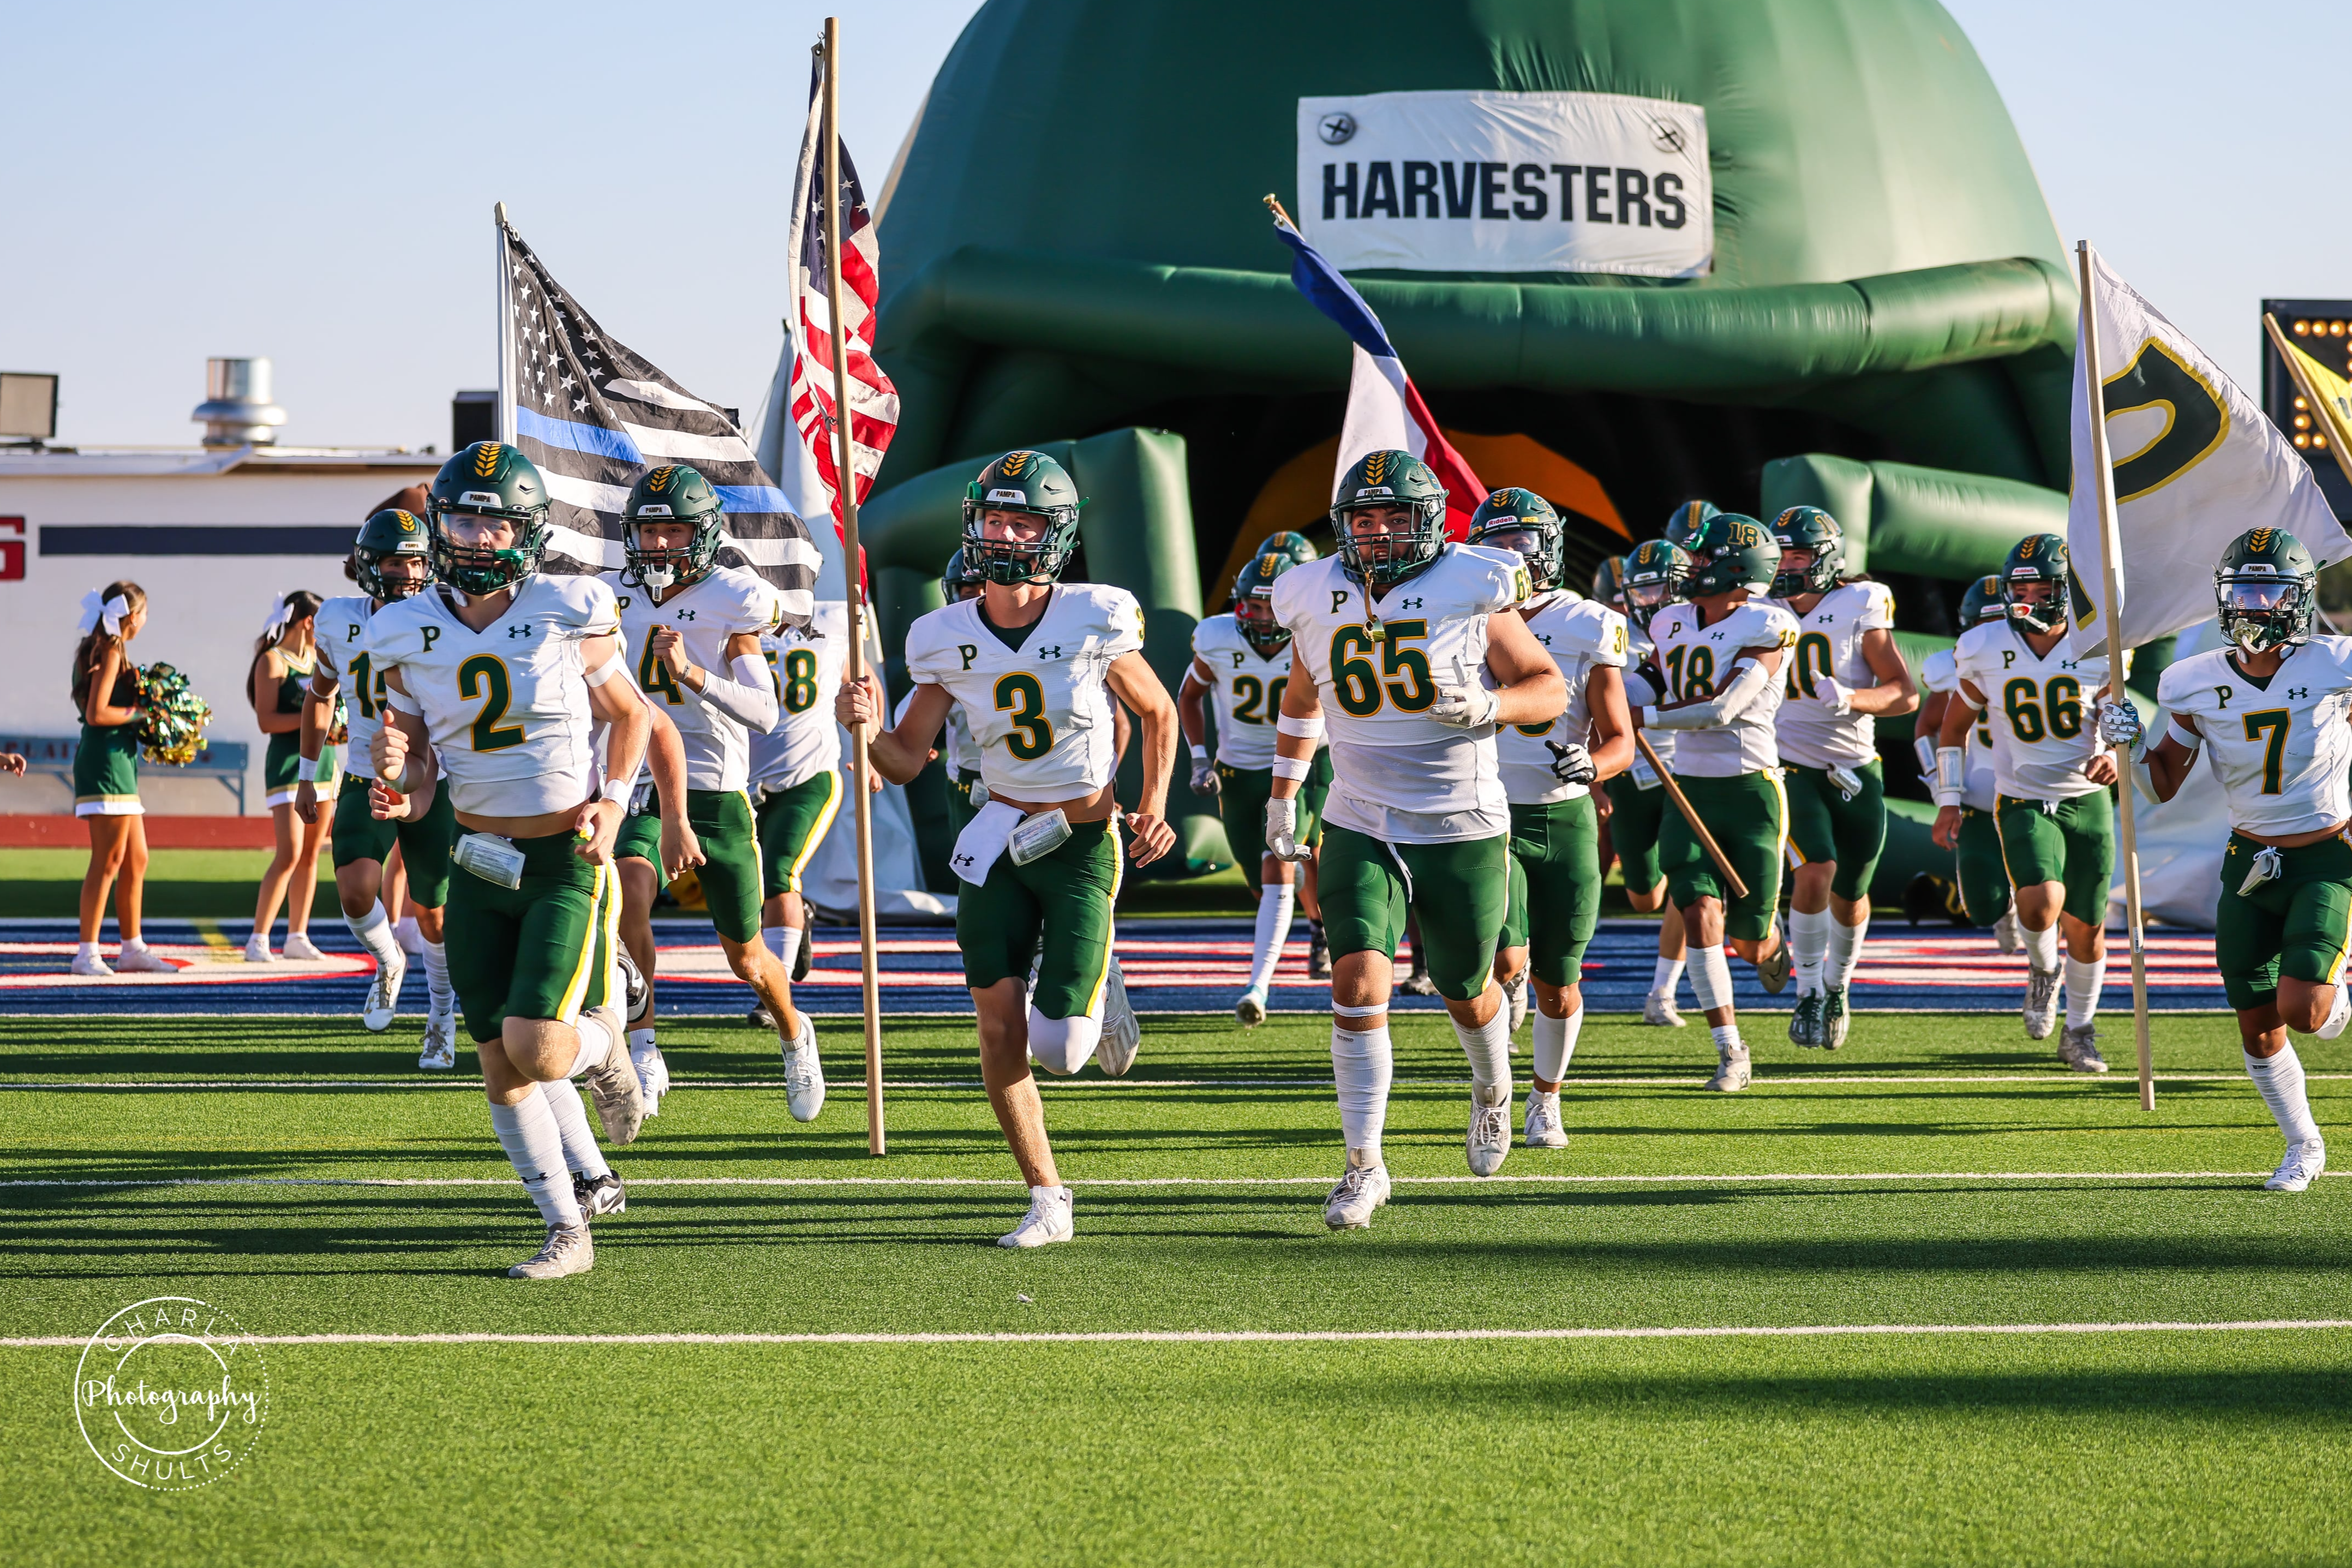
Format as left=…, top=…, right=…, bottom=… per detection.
left=0, top=518, right=22, bottom=580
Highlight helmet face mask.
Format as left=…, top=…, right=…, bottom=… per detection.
left=1232, top=546, right=1302, bottom=656
left=961, top=450, right=1083, bottom=585
left=428, top=442, right=551, bottom=597
left=2215, top=526, right=2320, bottom=653
left=1332, top=450, right=1446, bottom=588
left=1998, top=533, right=2072, bottom=636
left=1769, top=506, right=1846, bottom=597
left=354, top=508, right=434, bottom=601
left=1619, top=540, right=1692, bottom=631
left=1468, top=488, right=1565, bottom=592
left=622, top=465, right=726, bottom=594
left=939, top=547, right=986, bottom=605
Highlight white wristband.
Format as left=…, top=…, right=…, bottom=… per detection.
left=598, top=776, right=632, bottom=806
left=1642, top=705, right=1661, bottom=728
left=1271, top=755, right=1311, bottom=782
left=585, top=654, right=628, bottom=688
left=1189, top=744, right=1210, bottom=762
left=1932, top=745, right=1967, bottom=808
left=1275, top=713, right=1324, bottom=740
left=2169, top=715, right=2203, bottom=753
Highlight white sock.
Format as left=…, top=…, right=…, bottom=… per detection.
left=2321, top=984, right=2352, bottom=1041
left=2246, top=1046, right=2324, bottom=1146
left=763, top=925, right=805, bottom=974
left=121, top=936, right=150, bottom=954
left=538, top=1078, right=610, bottom=1181
left=421, top=939, right=452, bottom=1016
left=1710, top=1023, right=1745, bottom=1054
left=1651, top=955, right=1685, bottom=996
left=347, top=901, right=403, bottom=972
left=568, top=1010, right=615, bottom=1075
left=1687, top=944, right=1734, bottom=1014
left=1027, top=1009, right=1102, bottom=1076
left=628, top=1025, right=659, bottom=1068
left=2064, top=955, right=2106, bottom=1028
left=1532, top=1007, right=1584, bottom=1082
left=487, top=1093, right=582, bottom=1228
left=78, top=941, right=100, bottom=961
left=1248, top=884, right=1296, bottom=993
left=1332, top=1021, right=1393, bottom=1158
left=1827, top=914, right=1867, bottom=989
left=1453, top=998, right=1513, bottom=1106
left=1788, top=907, right=1830, bottom=997
left=2024, top=921, right=2060, bottom=973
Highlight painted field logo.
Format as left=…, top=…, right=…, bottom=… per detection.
left=73, top=1297, right=267, bottom=1491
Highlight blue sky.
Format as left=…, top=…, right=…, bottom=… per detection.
left=5, top=1, right=2344, bottom=451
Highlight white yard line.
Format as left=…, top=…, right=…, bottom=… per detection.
left=4, top=1072, right=2339, bottom=1092
left=1, top=1170, right=2327, bottom=1191
left=1, top=1319, right=2346, bottom=1350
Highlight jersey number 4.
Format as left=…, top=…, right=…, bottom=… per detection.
left=457, top=654, right=526, bottom=753
left=995, top=672, right=1055, bottom=760
left=1330, top=621, right=1434, bottom=716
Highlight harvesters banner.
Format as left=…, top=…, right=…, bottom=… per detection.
left=1296, top=89, right=1711, bottom=277
left=2067, top=248, right=2346, bottom=656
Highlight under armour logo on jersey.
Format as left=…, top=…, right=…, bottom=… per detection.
left=1399, top=597, right=1423, bottom=611
left=1037, top=646, right=1064, bottom=661
left=1814, top=612, right=1835, bottom=623
left=674, top=609, right=697, bottom=621
left=2290, top=687, right=2311, bottom=700
left=2060, top=659, right=2077, bottom=671
left=1537, top=633, right=1553, bottom=645
left=1709, top=631, right=1727, bottom=641
left=508, top=623, right=532, bottom=639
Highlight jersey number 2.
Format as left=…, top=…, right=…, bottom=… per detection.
left=457, top=654, right=526, bottom=753
left=995, top=672, right=1055, bottom=760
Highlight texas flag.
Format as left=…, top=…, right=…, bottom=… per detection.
left=1270, top=206, right=1485, bottom=536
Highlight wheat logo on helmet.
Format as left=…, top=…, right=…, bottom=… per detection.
left=1770, top=506, right=1846, bottom=597
left=1331, top=448, right=1446, bottom=588
left=2215, top=526, right=2319, bottom=653
left=1619, top=538, right=1692, bottom=631
left=427, top=440, right=552, bottom=596
left=1231, top=550, right=1301, bottom=658
left=621, top=463, right=726, bottom=595
left=353, top=508, right=435, bottom=601
left=1468, top=487, right=1566, bottom=593
left=1997, top=533, right=2072, bottom=635
left=961, top=450, right=1084, bottom=585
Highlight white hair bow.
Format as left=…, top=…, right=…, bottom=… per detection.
left=77, top=589, right=131, bottom=637
left=260, top=593, right=294, bottom=641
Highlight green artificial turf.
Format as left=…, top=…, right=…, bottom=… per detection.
left=2, top=1011, right=2347, bottom=1565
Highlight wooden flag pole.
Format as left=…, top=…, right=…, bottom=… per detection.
left=2263, top=313, right=2352, bottom=490
left=2076, top=240, right=2156, bottom=1112
left=1633, top=732, right=1749, bottom=901
left=822, top=16, right=886, bottom=1156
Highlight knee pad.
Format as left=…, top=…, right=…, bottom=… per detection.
left=1027, top=1009, right=1102, bottom=1076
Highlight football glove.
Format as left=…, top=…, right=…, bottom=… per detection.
left=2096, top=697, right=2142, bottom=751
left=1189, top=756, right=1219, bottom=797
left=1428, top=681, right=1500, bottom=729
left=1264, top=797, right=1310, bottom=862
left=1545, top=740, right=1596, bottom=787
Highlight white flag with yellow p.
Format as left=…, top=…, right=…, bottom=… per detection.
left=2067, top=248, right=2348, bottom=658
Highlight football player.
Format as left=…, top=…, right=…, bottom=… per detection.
left=601, top=465, right=819, bottom=1122
left=838, top=450, right=1180, bottom=1248
left=746, top=600, right=846, bottom=1016
left=1266, top=450, right=1567, bottom=1228
left=1935, top=535, right=2121, bottom=1069
left=1182, top=542, right=1328, bottom=1025
left=1603, top=542, right=1697, bottom=1024
left=368, top=442, right=650, bottom=1280
left=1915, top=576, right=2018, bottom=948
left=296, top=510, right=459, bottom=1063
left=1470, top=489, right=1633, bottom=1148
left=1629, top=514, right=1799, bottom=1092
left=1769, top=506, right=1918, bottom=1048
left=2119, top=527, right=2343, bottom=1189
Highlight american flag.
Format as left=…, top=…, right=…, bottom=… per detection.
left=783, top=58, right=898, bottom=536
left=496, top=215, right=818, bottom=627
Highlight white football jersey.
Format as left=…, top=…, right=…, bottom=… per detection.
left=314, top=593, right=394, bottom=782
left=1773, top=579, right=1896, bottom=768
left=369, top=574, right=619, bottom=818
left=1919, top=647, right=1996, bottom=810
left=903, top=583, right=1145, bottom=800
left=1271, top=544, right=1528, bottom=843
left=605, top=565, right=783, bottom=793
left=1190, top=613, right=1302, bottom=771
left=2160, top=639, right=2352, bottom=837
left=1645, top=598, right=1803, bottom=776
left=1627, top=624, right=1675, bottom=770
left=1499, top=590, right=1629, bottom=804
left=750, top=600, right=846, bottom=792
left=1953, top=621, right=2115, bottom=802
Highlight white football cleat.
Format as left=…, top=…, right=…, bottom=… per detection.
left=2264, top=1140, right=2327, bottom=1193
left=1523, top=1088, right=1568, bottom=1149
left=112, top=943, right=175, bottom=974
left=70, top=951, right=114, bottom=978
left=1992, top=905, right=2020, bottom=955
left=416, top=1010, right=458, bottom=1071
left=579, top=1005, right=645, bottom=1146
left=361, top=948, right=406, bottom=1032
left=572, top=1171, right=628, bottom=1218
left=1235, top=988, right=1268, bottom=1028
left=997, top=1184, right=1074, bottom=1248
left=507, top=1222, right=594, bottom=1280
left=2022, top=966, right=2062, bottom=1040
left=1503, top=973, right=1529, bottom=1035
left=282, top=931, right=326, bottom=962
left=781, top=1013, right=825, bottom=1122
left=1706, top=1045, right=1752, bottom=1093
left=1466, top=1098, right=1512, bottom=1176
left=1323, top=1162, right=1391, bottom=1230
left=1643, top=989, right=1685, bottom=1027
left=1097, top=955, right=1141, bottom=1078
left=242, top=935, right=273, bottom=963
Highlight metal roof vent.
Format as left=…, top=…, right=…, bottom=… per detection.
left=192, top=357, right=288, bottom=446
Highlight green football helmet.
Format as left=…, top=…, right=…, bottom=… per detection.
left=962, top=450, right=1083, bottom=585
left=427, top=441, right=552, bottom=596
left=939, top=547, right=986, bottom=605
left=1769, top=506, right=1847, bottom=597
left=1231, top=553, right=1297, bottom=657
left=1998, top=533, right=2072, bottom=635
left=352, top=508, right=433, bottom=601
left=1468, top=487, right=1566, bottom=593
left=622, top=464, right=727, bottom=593
left=2216, top=526, right=2321, bottom=653
left=1593, top=554, right=1630, bottom=609
left=1685, top=514, right=1781, bottom=598
left=1619, top=538, right=1691, bottom=631
left=1665, top=500, right=1721, bottom=554
left=1253, top=530, right=1319, bottom=568
left=1331, top=449, right=1447, bottom=588
left=1958, top=573, right=2004, bottom=628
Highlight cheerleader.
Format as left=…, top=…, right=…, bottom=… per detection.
left=70, top=583, right=170, bottom=975
left=247, top=590, right=327, bottom=962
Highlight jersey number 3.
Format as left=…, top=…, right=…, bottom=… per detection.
left=995, top=672, right=1055, bottom=760
left=457, top=654, right=526, bottom=753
